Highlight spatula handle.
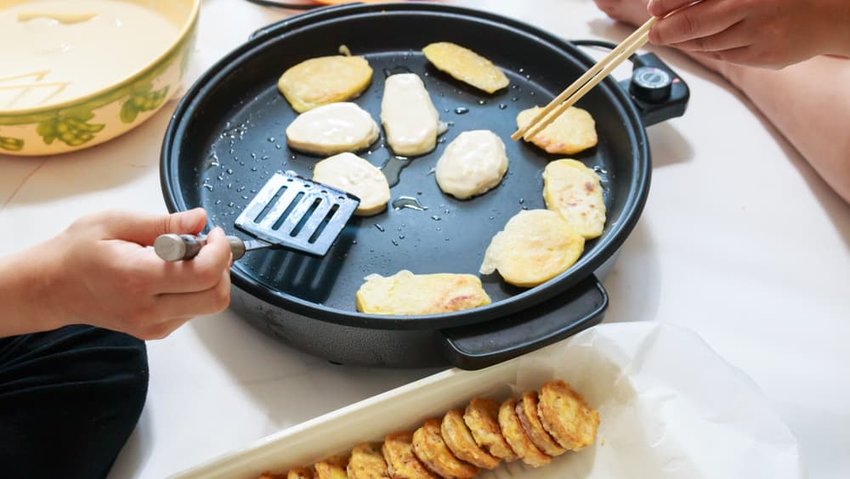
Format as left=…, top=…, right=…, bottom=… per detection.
left=154, top=234, right=247, bottom=262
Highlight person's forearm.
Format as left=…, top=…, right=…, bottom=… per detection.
left=0, top=247, right=62, bottom=338
left=718, top=56, right=850, bottom=203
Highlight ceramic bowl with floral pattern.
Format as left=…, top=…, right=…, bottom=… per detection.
left=0, top=0, right=199, bottom=156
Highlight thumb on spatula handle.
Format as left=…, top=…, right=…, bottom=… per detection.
left=154, top=233, right=246, bottom=261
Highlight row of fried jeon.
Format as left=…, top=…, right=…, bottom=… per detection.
left=274, top=42, right=607, bottom=314
left=259, top=380, right=599, bottom=479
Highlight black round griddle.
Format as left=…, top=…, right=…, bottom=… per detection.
left=161, top=3, right=687, bottom=369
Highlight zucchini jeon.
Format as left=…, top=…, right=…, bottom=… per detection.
left=435, top=130, right=508, bottom=200
left=412, top=419, right=478, bottom=479
left=422, top=42, right=509, bottom=94
left=286, top=102, right=379, bottom=156
left=383, top=431, right=438, bottom=479
left=463, top=398, right=518, bottom=462
left=479, top=210, right=585, bottom=288
left=440, top=409, right=500, bottom=470
left=313, top=456, right=348, bottom=479
left=278, top=55, right=373, bottom=113
left=347, top=443, right=390, bottom=479
left=516, top=106, right=598, bottom=155
left=356, top=270, right=491, bottom=315
left=543, top=159, right=606, bottom=239
left=312, top=152, right=390, bottom=217
left=497, top=399, right=551, bottom=468
left=538, top=380, right=600, bottom=451
left=516, top=391, right=566, bottom=457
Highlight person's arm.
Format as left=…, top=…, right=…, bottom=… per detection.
left=710, top=55, right=850, bottom=203
left=647, top=0, right=850, bottom=68
left=0, top=208, right=233, bottom=339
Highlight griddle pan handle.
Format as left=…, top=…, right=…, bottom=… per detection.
left=436, top=275, right=608, bottom=371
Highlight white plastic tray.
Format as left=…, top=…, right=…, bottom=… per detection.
left=173, top=323, right=803, bottom=479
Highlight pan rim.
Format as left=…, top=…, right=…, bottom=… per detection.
left=160, top=2, right=651, bottom=331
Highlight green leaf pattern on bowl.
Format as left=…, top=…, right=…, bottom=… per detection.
left=0, top=136, right=24, bottom=151
left=120, top=83, right=170, bottom=124
left=36, top=108, right=106, bottom=147
left=0, top=21, right=195, bottom=152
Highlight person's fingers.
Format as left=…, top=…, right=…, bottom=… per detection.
left=136, top=316, right=194, bottom=340
left=647, top=0, right=701, bottom=18
left=100, top=208, right=207, bottom=245
left=141, top=226, right=232, bottom=294
left=152, top=266, right=232, bottom=320
left=650, top=0, right=744, bottom=45
left=668, top=19, right=749, bottom=52
left=710, top=45, right=791, bottom=69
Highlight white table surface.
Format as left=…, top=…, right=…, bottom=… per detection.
left=1, top=1, right=848, bottom=478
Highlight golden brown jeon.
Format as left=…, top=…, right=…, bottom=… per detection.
left=538, top=380, right=600, bottom=451
left=516, top=391, right=566, bottom=457
left=440, top=409, right=500, bottom=469
left=286, top=468, right=313, bottom=479
left=347, top=442, right=390, bottom=479
left=543, top=159, right=607, bottom=239
left=516, top=106, right=598, bottom=155
left=479, top=210, right=585, bottom=288
left=463, top=398, right=518, bottom=462
left=356, top=271, right=491, bottom=315
left=422, top=42, right=509, bottom=94
left=382, top=431, right=438, bottom=479
left=313, top=455, right=348, bottom=479
left=258, top=472, right=287, bottom=479
left=412, top=419, right=479, bottom=478
left=256, top=380, right=599, bottom=479
left=278, top=55, right=373, bottom=113
left=497, top=398, right=552, bottom=468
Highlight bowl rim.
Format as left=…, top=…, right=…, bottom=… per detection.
left=0, top=0, right=200, bottom=117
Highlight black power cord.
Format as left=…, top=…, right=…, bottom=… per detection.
left=243, top=0, right=323, bottom=10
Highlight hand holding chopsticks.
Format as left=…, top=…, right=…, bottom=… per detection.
left=512, top=17, right=658, bottom=142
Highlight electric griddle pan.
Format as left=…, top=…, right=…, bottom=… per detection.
left=160, top=3, right=688, bottom=369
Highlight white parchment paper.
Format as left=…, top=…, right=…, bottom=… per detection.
left=498, top=323, right=804, bottom=479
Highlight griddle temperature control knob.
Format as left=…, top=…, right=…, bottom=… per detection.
left=630, top=66, right=673, bottom=103
left=618, top=52, right=689, bottom=126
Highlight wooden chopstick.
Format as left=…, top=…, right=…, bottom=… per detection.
left=512, top=17, right=658, bottom=142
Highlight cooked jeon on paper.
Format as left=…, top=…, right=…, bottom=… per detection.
left=435, top=130, right=508, bottom=200
left=543, top=159, right=606, bottom=239
left=312, top=152, right=390, bottom=217
left=380, top=73, right=442, bottom=157
left=278, top=55, right=373, bottom=113
left=422, top=42, right=510, bottom=94
left=516, top=106, right=598, bottom=155
left=355, top=270, right=491, bottom=315
left=285, top=102, right=379, bottom=156
left=480, top=210, right=585, bottom=288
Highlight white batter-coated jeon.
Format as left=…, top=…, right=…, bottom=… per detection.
left=435, top=130, right=509, bottom=200
left=285, top=102, right=379, bottom=156
left=380, top=73, right=441, bottom=157
left=312, top=153, right=390, bottom=217
left=480, top=210, right=585, bottom=288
